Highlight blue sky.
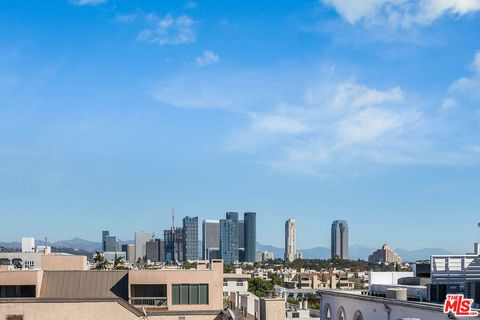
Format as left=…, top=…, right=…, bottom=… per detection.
left=1, top=0, right=480, bottom=252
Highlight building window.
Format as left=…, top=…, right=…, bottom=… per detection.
left=353, top=310, right=363, bottom=320
left=323, top=303, right=332, bottom=320
left=131, top=284, right=166, bottom=298
left=172, top=284, right=208, bottom=305
left=130, top=284, right=167, bottom=307
left=236, top=281, right=244, bottom=286
left=337, top=306, right=346, bottom=320
left=223, top=281, right=228, bottom=286
left=6, top=316, right=23, bottom=320
left=0, top=286, right=36, bottom=298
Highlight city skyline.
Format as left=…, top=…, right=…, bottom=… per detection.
left=3, top=211, right=480, bottom=253
left=1, top=0, right=480, bottom=253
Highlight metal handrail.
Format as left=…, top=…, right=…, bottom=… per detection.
left=130, top=297, right=167, bottom=307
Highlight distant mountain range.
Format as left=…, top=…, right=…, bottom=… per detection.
left=256, top=242, right=453, bottom=261
left=1, top=238, right=453, bottom=261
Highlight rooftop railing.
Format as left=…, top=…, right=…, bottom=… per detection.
left=130, top=297, right=167, bottom=308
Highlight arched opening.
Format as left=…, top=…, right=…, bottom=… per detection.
left=353, top=310, right=363, bottom=320
left=323, top=303, right=332, bottom=320
left=337, top=306, right=346, bottom=320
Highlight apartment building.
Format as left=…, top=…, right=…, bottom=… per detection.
left=0, top=260, right=225, bottom=320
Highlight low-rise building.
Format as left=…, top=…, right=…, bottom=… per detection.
left=0, top=252, right=87, bottom=271
left=223, top=272, right=250, bottom=297
left=318, top=289, right=470, bottom=320
left=0, top=259, right=225, bottom=319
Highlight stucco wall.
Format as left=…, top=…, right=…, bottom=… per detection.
left=0, top=301, right=138, bottom=320
left=41, top=255, right=87, bottom=271
left=128, top=260, right=223, bottom=312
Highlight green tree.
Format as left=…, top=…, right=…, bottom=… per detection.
left=269, top=273, right=284, bottom=287
left=92, top=251, right=108, bottom=270
left=113, top=255, right=127, bottom=270
left=248, top=278, right=274, bottom=297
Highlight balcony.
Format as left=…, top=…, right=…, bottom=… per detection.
left=130, top=284, right=167, bottom=309
left=130, top=297, right=167, bottom=308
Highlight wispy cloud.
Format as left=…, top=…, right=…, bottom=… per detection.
left=184, top=1, right=198, bottom=9
left=71, top=0, right=106, bottom=6
left=195, top=50, right=220, bottom=67
left=225, top=76, right=480, bottom=175
left=449, top=50, right=480, bottom=99
left=138, top=14, right=196, bottom=46
left=322, top=0, right=480, bottom=27
left=115, top=13, right=138, bottom=24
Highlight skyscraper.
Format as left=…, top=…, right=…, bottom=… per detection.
left=102, top=230, right=109, bottom=252
left=146, top=239, right=164, bottom=263
left=244, top=212, right=256, bottom=263
left=134, top=231, right=155, bottom=261
left=202, top=220, right=220, bottom=260
left=164, top=227, right=183, bottom=262
left=238, top=220, right=245, bottom=261
left=104, top=235, right=118, bottom=252
left=284, top=218, right=297, bottom=262
left=331, top=220, right=349, bottom=260
left=182, top=216, right=199, bottom=261
left=220, top=212, right=239, bottom=264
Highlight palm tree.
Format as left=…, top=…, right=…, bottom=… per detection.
left=113, top=255, right=127, bottom=270
left=92, top=251, right=108, bottom=270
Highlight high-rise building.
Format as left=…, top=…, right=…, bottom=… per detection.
left=182, top=216, right=199, bottom=261
left=125, top=244, right=135, bottom=262
left=134, top=232, right=155, bottom=261
left=220, top=212, right=239, bottom=264
left=331, top=220, right=349, bottom=260
left=284, top=219, right=297, bottom=262
left=244, top=212, right=256, bottom=263
left=164, top=227, right=183, bottom=262
left=102, top=231, right=110, bottom=252
left=202, top=220, right=220, bottom=260
left=146, top=239, right=165, bottom=263
left=368, top=244, right=401, bottom=264
left=238, top=220, right=245, bottom=261
left=262, top=251, right=274, bottom=262
left=104, top=235, right=118, bottom=252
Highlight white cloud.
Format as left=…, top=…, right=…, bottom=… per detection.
left=326, top=82, right=404, bottom=110
left=322, top=0, right=480, bottom=26
left=441, top=97, right=458, bottom=111
left=251, top=113, right=309, bottom=135
left=138, top=15, right=196, bottom=46
left=226, top=80, right=432, bottom=171
left=196, top=50, right=220, bottom=67
left=184, top=1, right=198, bottom=9
left=473, top=51, right=480, bottom=73
left=71, top=0, right=106, bottom=6
left=335, top=107, right=419, bottom=145
left=115, top=13, right=138, bottom=24
left=224, top=69, right=480, bottom=176
left=450, top=51, right=480, bottom=99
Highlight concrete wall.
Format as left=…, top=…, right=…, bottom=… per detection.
left=260, top=298, right=285, bottom=320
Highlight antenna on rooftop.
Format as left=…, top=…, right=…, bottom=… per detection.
left=172, top=208, right=175, bottom=230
